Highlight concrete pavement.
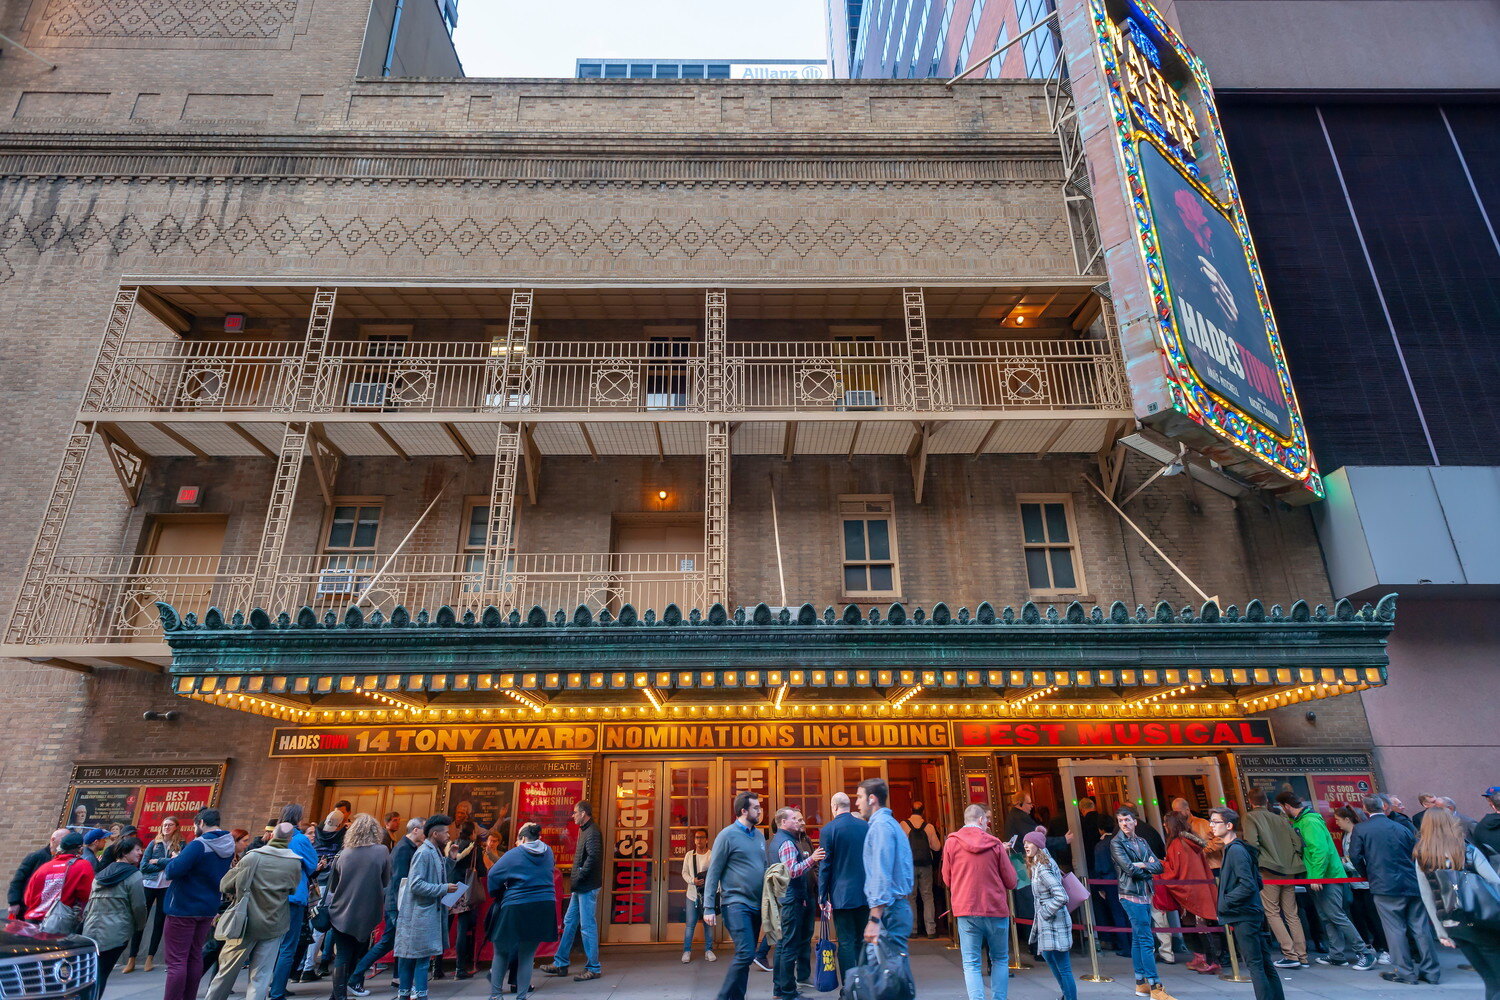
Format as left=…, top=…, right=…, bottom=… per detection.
left=99, top=939, right=1483, bottom=1000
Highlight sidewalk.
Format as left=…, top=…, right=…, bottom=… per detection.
left=100, top=941, right=1481, bottom=1000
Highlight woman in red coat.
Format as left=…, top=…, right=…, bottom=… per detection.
left=1158, top=812, right=1226, bottom=974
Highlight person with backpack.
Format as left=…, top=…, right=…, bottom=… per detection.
left=23, top=831, right=93, bottom=930
left=82, top=835, right=146, bottom=996
left=1210, top=808, right=1284, bottom=1000
left=1415, top=808, right=1500, bottom=999
left=900, top=802, right=942, bottom=939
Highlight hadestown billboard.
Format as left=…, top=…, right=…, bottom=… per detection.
left=1060, top=0, right=1321, bottom=502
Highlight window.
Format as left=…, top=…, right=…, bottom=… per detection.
left=578, top=63, right=602, bottom=78
left=1019, top=496, right=1083, bottom=595
left=927, top=0, right=956, bottom=76
left=707, top=64, right=731, bottom=79
left=318, top=502, right=381, bottom=596
left=603, top=63, right=627, bottom=78
left=840, top=496, right=899, bottom=598
left=680, top=64, right=705, bottom=79
left=954, top=0, right=987, bottom=76
left=460, top=500, right=514, bottom=595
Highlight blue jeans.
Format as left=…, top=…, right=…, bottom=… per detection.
left=877, top=897, right=914, bottom=958
left=957, top=915, right=1009, bottom=1000
left=268, top=901, right=306, bottom=1000
left=684, top=896, right=714, bottom=953
left=717, top=903, right=761, bottom=1000
left=1122, top=899, right=1160, bottom=984
left=1042, top=949, right=1077, bottom=1000
left=396, top=956, right=429, bottom=996
left=551, top=888, right=600, bottom=973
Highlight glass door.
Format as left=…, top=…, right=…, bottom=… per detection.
left=1056, top=757, right=1144, bottom=878
left=603, top=760, right=661, bottom=943
left=663, top=761, right=717, bottom=946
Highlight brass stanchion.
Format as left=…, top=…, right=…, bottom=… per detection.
left=1078, top=895, right=1114, bottom=983
left=1008, top=888, right=1032, bottom=970
left=1218, top=924, right=1252, bottom=984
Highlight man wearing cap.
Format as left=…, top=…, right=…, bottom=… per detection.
left=1474, top=788, right=1500, bottom=862
left=23, top=831, right=92, bottom=924
left=82, top=828, right=110, bottom=872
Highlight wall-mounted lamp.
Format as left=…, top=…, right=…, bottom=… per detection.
left=142, top=710, right=180, bottom=722
left=657, top=490, right=669, bottom=501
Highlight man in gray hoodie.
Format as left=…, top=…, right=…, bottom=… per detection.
left=205, top=823, right=305, bottom=1000
left=703, top=792, right=767, bottom=1000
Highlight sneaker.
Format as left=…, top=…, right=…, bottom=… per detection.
left=573, top=971, right=602, bottom=982
left=705, top=950, right=717, bottom=962
left=681, top=953, right=692, bottom=964
left=1272, top=958, right=1302, bottom=969
left=1135, top=979, right=1150, bottom=997
left=1149, top=985, right=1177, bottom=1000
left=1380, top=972, right=1420, bottom=985
left=540, top=966, right=569, bottom=978
left=753, top=958, right=773, bottom=973
left=1377, top=952, right=1392, bottom=966
left=1350, top=953, right=1377, bottom=971
left=1315, top=957, right=1348, bottom=966
left=347, top=986, right=371, bottom=998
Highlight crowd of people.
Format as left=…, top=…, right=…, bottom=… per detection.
left=2, top=782, right=1497, bottom=1000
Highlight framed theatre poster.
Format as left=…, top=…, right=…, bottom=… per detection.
left=61, top=760, right=227, bottom=838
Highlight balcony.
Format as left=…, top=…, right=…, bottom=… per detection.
left=14, top=552, right=706, bottom=651
left=91, top=337, right=1127, bottom=417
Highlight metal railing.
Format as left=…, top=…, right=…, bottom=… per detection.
left=83, top=338, right=1129, bottom=416
left=88, top=339, right=300, bottom=412
left=934, top=339, right=1129, bottom=409
left=17, top=551, right=708, bottom=644
left=271, top=551, right=708, bottom=617
left=20, top=554, right=258, bottom=643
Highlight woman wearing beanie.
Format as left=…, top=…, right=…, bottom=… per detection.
left=1024, top=828, right=1077, bottom=1000
left=1110, top=807, right=1174, bottom=1000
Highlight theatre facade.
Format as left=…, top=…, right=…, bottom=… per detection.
left=0, top=0, right=1391, bottom=946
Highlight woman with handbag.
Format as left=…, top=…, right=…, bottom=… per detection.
left=1414, top=809, right=1500, bottom=999
left=486, top=823, right=558, bottom=1000
left=1158, top=813, right=1225, bottom=975
left=1024, top=829, right=1077, bottom=1000
left=327, top=815, right=392, bottom=1000
left=125, top=814, right=182, bottom=973
left=83, top=836, right=146, bottom=996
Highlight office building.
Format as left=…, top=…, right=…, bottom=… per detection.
left=576, top=58, right=830, bottom=80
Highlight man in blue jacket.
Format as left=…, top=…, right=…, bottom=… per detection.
left=1347, top=793, right=1440, bottom=985
left=818, top=792, right=868, bottom=982
left=162, top=809, right=236, bottom=1000
left=267, top=804, right=320, bottom=1000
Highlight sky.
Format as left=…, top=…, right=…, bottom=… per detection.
left=452, top=0, right=830, bottom=78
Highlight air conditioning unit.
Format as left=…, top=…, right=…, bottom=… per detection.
left=347, top=382, right=390, bottom=408
left=484, top=393, right=532, bottom=409
left=646, top=392, right=688, bottom=411
left=316, top=569, right=357, bottom=595
left=842, top=389, right=881, bottom=409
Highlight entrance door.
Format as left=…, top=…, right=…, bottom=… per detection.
left=319, top=783, right=437, bottom=829
left=1057, top=757, right=1146, bottom=878
left=663, top=761, right=717, bottom=947
left=612, top=518, right=704, bottom=612
left=127, top=516, right=228, bottom=639
left=1138, top=756, right=1226, bottom=833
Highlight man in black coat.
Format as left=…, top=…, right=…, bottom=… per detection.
left=542, top=800, right=604, bottom=982
left=1347, top=793, right=1440, bottom=984
left=6, top=828, right=67, bottom=918
left=1210, top=808, right=1285, bottom=1000
left=818, top=792, right=869, bottom=982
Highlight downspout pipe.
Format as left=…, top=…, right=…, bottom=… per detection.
left=382, top=0, right=405, bottom=77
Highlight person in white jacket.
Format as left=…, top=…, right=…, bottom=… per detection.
left=681, top=828, right=717, bottom=963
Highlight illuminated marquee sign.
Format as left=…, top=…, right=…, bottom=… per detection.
left=1087, top=0, right=1319, bottom=496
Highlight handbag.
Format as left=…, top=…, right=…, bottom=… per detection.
left=814, top=916, right=839, bottom=992
left=38, top=858, right=84, bottom=935
left=845, top=940, right=916, bottom=1000
left=1434, top=855, right=1500, bottom=932
left=214, top=892, right=250, bottom=941
left=1061, top=871, right=1091, bottom=911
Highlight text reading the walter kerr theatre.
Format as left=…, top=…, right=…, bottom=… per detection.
left=270, top=718, right=1273, bottom=757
